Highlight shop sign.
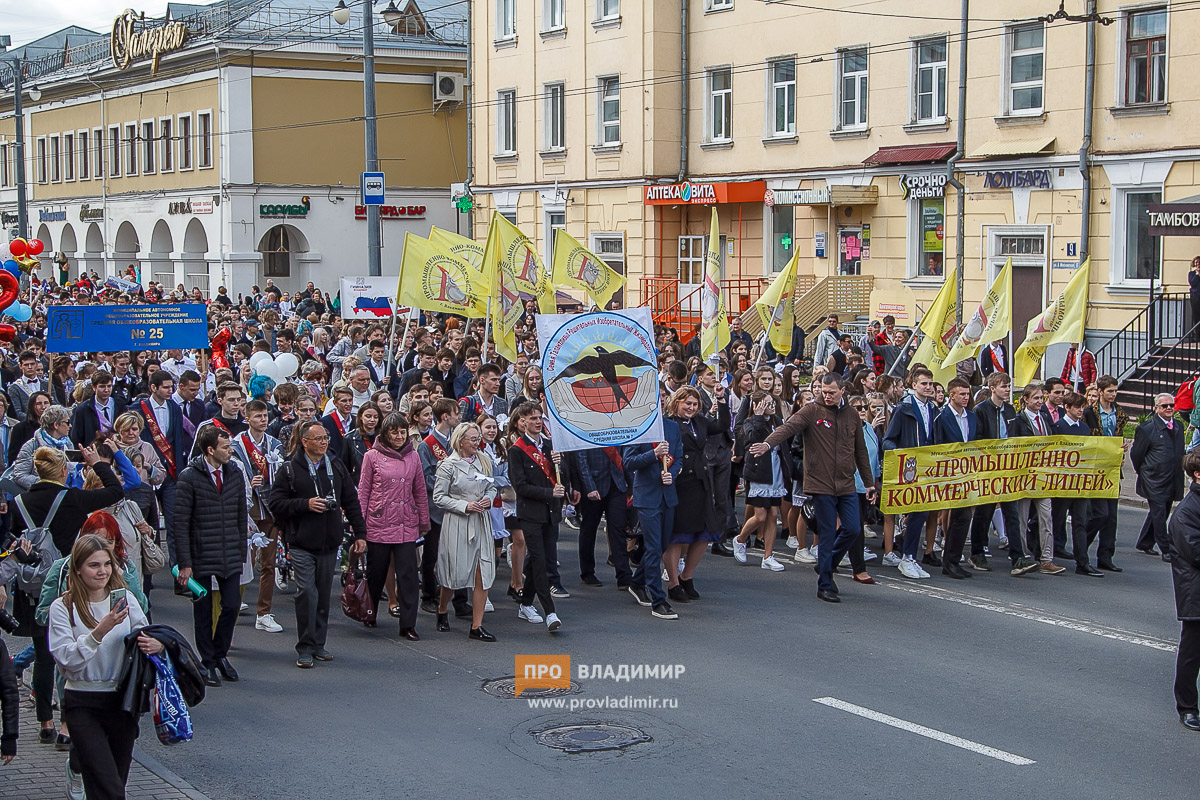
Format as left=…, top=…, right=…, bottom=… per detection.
left=768, top=188, right=830, bottom=206
left=983, top=169, right=1052, bottom=190
left=644, top=181, right=765, bottom=206
left=259, top=197, right=310, bottom=219
left=1, top=212, right=17, bottom=227
left=900, top=173, right=947, bottom=200
left=39, top=209, right=67, bottom=223
left=814, top=231, right=826, bottom=258
left=354, top=204, right=427, bottom=220
left=190, top=198, right=213, bottom=214
left=645, top=182, right=717, bottom=204
left=862, top=224, right=871, bottom=260
left=1147, top=204, right=1200, bottom=236
left=79, top=204, right=104, bottom=222
left=167, top=198, right=213, bottom=216
left=110, top=10, right=190, bottom=74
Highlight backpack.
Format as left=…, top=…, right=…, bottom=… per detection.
left=12, top=490, right=67, bottom=596
left=1176, top=377, right=1197, bottom=413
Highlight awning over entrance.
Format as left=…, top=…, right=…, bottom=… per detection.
left=1148, top=194, right=1200, bottom=236
left=968, top=136, right=1056, bottom=159
left=863, top=142, right=957, bottom=166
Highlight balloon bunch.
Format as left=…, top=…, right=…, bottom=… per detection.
left=210, top=328, right=232, bottom=371
left=250, top=350, right=301, bottom=390
left=0, top=237, right=42, bottom=342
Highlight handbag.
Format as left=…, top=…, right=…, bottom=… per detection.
left=150, top=653, right=194, bottom=745
left=141, top=532, right=167, bottom=573
left=339, top=555, right=375, bottom=624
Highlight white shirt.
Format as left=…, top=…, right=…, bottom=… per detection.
left=48, top=596, right=149, bottom=691
left=148, top=395, right=172, bottom=435
left=208, top=459, right=224, bottom=489
left=1025, top=409, right=1045, bottom=435
left=951, top=405, right=969, bottom=441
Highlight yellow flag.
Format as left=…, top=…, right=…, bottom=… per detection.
left=480, top=212, right=556, bottom=318
left=397, top=232, right=488, bottom=318
left=753, top=250, right=797, bottom=355
left=1014, top=257, right=1091, bottom=386
left=429, top=227, right=485, bottom=280
left=552, top=229, right=626, bottom=309
left=912, top=265, right=959, bottom=383
left=480, top=214, right=530, bottom=361
left=942, top=258, right=1013, bottom=366
left=700, top=207, right=729, bottom=360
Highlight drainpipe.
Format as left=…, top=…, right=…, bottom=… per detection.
left=464, top=0, right=473, bottom=235
left=1079, top=1, right=1096, bottom=264
left=948, top=0, right=968, bottom=327
left=677, top=0, right=688, bottom=182
left=84, top=70, right=108, bottom=278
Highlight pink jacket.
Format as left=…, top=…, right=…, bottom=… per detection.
left=357, top=442, right=430, bottom=543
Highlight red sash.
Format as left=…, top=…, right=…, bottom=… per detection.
left=602, top=446, right=623, bottom=471
left=515, top=437, right=556, bottom=484
left=140, top=400, right=176, bottom=479
left=211, top=418, right=231, bottom=435
left=423, top=433, right=449, bottom=461
left=240, top=432, right=271, bottom=481
left=332, top=414, right=347, bottom=436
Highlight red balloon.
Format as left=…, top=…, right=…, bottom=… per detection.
left=0, top=270, right=18, bottom=312
left=28, top=239, right=43, bottom=256
left=8, top=239, right=26, bottom=258
left=0, top=324, right=15, bottom=343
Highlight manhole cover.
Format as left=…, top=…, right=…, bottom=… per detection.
left=533, top=723, right=651, bottom=753
left=481, top=676, right=581, bottom=699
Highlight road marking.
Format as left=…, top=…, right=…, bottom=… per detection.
left=812, top=697, right=1036, bottom=766
left=875, top=576, right=1177, bottom=653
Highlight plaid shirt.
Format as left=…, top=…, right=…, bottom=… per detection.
left=872, top=332, right=890, bottom=374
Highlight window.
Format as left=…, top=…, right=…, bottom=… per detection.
left=497, top=90, right=517, bottom=155
left=708, top=0, right=734, bottom=10
left=1126, top=7, right=1167, bottom=105
left=544, top=82, right=565, bottom=151
left=545, top=211, right=565, bottom=262
left=590, top=233, right=625, bottom=308
left=1006, top=23, right=1044, bottom=114
left=108, top=125, right=121, bottom=177
left=79, top=130, right=89, bottom=180
left=1123, top=190, right=1161, bottom=280
left=197, top=112, right=213, bottom=169
left=838, top=48, right=869, bottom=129
left=769, top=59, right=796, bottom=136
left=0, top=144, right=8, bottom=187
left=599, top=77, right=620, bottom=145
left=771, top=205, right=794, bottom=272
left=263, top=227, right=292, bottom=278
left=160, top=118, right=173, bottom=172
left=915, top=37, right=948, bottom=122
left=544, top=0, right=564, bottom=31
left=497, top=0, right=516, bottom=39
left=917, top=199, right=945, bottom=276
left=998, top=235, right=1045, bottom=256
left=597, top=0, right=619, bottom=20
left=708, top=67, right=733, bottom=142
left=64, top=133, right=74, bottom=181
left=50, top=135, right=61, bottom=182
left=92, top=127, right=103, bottom=177
left=124, top=123, right=138, bottom=175
left=178, top=114, right=193, bottom=170
left=142, top=121, right=156, bottom=174
left=36, top=137, right=47, bottom=183
left=501, top=211, right=517, bottom=225
left=679, top=235, right=727, bottom=285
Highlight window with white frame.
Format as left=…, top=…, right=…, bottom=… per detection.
left=0, top=144, right=8, bottom=187
left=160, top=118, right=173, bottom=172
left=64, top=133, right=74, bottom=181
left=109, top=125, right=121, bottom=177
left=92, top=127, right=103, bottom=177
left=178, top=114, right=193, bottom=170
left=545, top=211, right=565, bottom=262
left=1122, top=189, right=1161, bottom=281
left=142, top=121, right=156, bottom=174
left=769, top=59, right=796, bottom=136
left=79, top=130, right=89, bottom=179
left=497, top=0, right=516, bottom=39
left=914, top=37, right=948, bottom=122
left=544, top=0, right=564, bottom=31
left=1125, top=7, right=1167, bottom=105
left=1006, top=23, right=1044, bottom=114
left=544, top=82, right=565, bottom=151
left=36, top=137, right=47, bottom=183
left=708, top=67, right=733, bottom=142
left=124, top=123, right=138, bottom=175
left=50, top=135, right=61, bottom=182
left=590, top=232, right=625, bottom=308
left=838, top=47, right=869, bottom=129
left=708, top=0, right=733, bottom=10
left=597, top=0, right=619, bottom=20
left=197, top=111, right=213, bottom=168
left=497, top=89, right=517, bottom=154
left=599, top=76, right=620, bottom=145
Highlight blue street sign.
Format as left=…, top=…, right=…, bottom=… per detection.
left=361, top=171, right=386, bottom=206
left=46, top=304, right=208, bottom=353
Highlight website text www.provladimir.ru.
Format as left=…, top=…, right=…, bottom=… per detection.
left=515, top=656, right=684, bottom=711
left=526, top=694, right=680, bottom=710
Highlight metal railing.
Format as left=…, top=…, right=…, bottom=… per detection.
left=640, top=277, right=766, bottom=336
left=1092, top=291, right=1189, bottom=381
left=1121, top=318, right=1200, bottom=409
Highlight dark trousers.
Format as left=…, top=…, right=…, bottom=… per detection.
left=1136, top=495, right=1174, bottom=555
left=157, top=476, right=178, bottom=564
left=366, top=540, right=419, bottom=629
left=420, top=521, right=468, bottom=611
left=192, top=572, right=240, bottom=669
left=63, top=690, right=138, bottom=800
left=971, top=501, right=1025, bottom=563
left=520, top=519, right=557, bottom=614
left=942, top=505, right=974, bottom=567
left=900, top=510, right=927, bottom=559
left=1053, top=496, right=1092, bottom=567
left=632, top=505, right=672, bottom=605
left=291, top=548, right=337, bottom=657
left=1087, top=498, right=1119, bottom=566
left=1176, top=620, right=1200, bottom=715
left=709, top=453, right=735, bottom=535
left=812, top=494, right=860, bottom=592
left=31, top=621, right=53, bottom=723
left=578, top=487, right=631, bottom=585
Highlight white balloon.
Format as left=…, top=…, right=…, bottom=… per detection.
left=255, top=359, right=280, bottom=383
left=250, top=351, right=273, bottom=369
left=274, top=352, right=300, bottom=378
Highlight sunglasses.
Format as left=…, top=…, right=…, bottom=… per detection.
left=1159, top=403, right=1175, bottom=408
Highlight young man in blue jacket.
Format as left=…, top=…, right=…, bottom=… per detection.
left=882, top=366, right=937, bottom=580
left=933, top=377, right=979, bottom=579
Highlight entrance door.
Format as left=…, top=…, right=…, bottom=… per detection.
left=838, top=227, right=862, bottom=275
left=988, top=227, right=1048, bottom=377
left=678, top=233, right=726, bottom=312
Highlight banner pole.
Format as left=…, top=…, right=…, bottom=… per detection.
left=483, top=297, right=493, bottom=358
left=387, top=301, right=400, bottom=368
left=752, top=332, right=768, bottom=371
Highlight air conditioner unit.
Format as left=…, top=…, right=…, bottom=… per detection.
left=433, top=72, right=464, bottom=103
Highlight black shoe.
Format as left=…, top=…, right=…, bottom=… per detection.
left=921, top=553, right=941, bottom=567
left=941, top=564, right=969, bottom=579
left=216, top=658, right=239, bottom=682
left=667, top=585, right=690, bottom=603
left=400, top=627, right=420, bottom=641
left=1182, top=712, right=1200, bottom=732
left=454, top=603, right=473, bottom=618
left=54, top=734, right=71, bottom=751
left=1075, top=564, right=1104, bottom=577
left=507, top=586, right=521, bottom=603
left=628, top=586, right=651, bottom=607
left=37, top=728, right=55, bottom=745
left=1163, top=553, right=1175, bottom=563
left=651, top=602, right=678, bottom=619
left=313, top=649, right=334, bottom=662
left=469, top=626, right=497, bottom=642
left=1054, top=547, right=1074, bottom=560
left=1137, top=546, right=1159, bottom=555
left=679, top=577, right=700, bottom=599
left=711, top=540, right=734, bottom=557
left=1097, top=561, right=1123, bottom=572
left=203, top=667, right=221, bottom=687
left=436, top=612, right=450, bottom=632
left=581, top=575, right=603, bottom=587
left=295, top=655, right=314, bottom=669
left=817, top=590, right=841, bottom=603
left=420, top=599, right=438, bottom=614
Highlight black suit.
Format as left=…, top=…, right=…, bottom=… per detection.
left=970, top=397, right=1026, bottom=564
left=508, top=435, right=575, bottom=613
left=935, top=405, right=981, bottom=567
left=136, top=397, right=187, bottom=564
left=1132, top=415, right=1186, bottom=555
left=1053, top=416, right=1094, bottom=567
left=321, top=412, right=352, bottom=459
left=977, top=343, right=1009, bottom=378
left=70, top=397, right=128, bottom=446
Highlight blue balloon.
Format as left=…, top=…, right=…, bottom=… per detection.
left=7, top=303, right=32, bottom=322
left=1, top=260, right=18, bottom=277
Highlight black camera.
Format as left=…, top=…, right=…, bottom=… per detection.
left=1, top=534, right=42, bottom=567
left=323, top=494, right=340, bottom=513
left=0, top=606, right=17, bottom=635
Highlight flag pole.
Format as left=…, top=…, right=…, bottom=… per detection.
left=483, top=297, right=493, bottom=360
left=752, top=331, right=768, bottom=371
left=386, top=301, right=399, bottom=367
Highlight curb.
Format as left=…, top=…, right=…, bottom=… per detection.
left=131, top=747, right=213, bottom=800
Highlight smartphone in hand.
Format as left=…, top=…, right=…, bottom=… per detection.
left=110, top=588, right=127, bottom=610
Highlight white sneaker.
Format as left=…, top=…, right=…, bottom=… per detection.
left=518, top=605, right=544, bottom=624
left=484, top=600, right=494, bottom=612
left=545, top=612, right=562, bottom=632
left=881, top=551, right=902, bottom=567
left=761, top=555, right=786, bottom=572
left=274, top=571, right=288, bottom=591
left=66, top=757, right=84, bottom=800
left=661, top=568, right=669, bottom=582
left=732, top=538, right=748, bottom=564
left=678, top=557, right=686, bottom=573
left=809, top=544, right=818, bottom=559
left=997, top=535, right=1009, bottom=549
left=239, top=602, right=249, bottom=612
left=793, top=547, right=817, bottom=565
left=863, top=547, right=878, bottom=562
left=786, top=535, right=800, bottom=549
left=255, top=614, right=283, bottom=633
left=916, top=561, right=931, bottom=578
left=898, top=556, right=923, bottom=579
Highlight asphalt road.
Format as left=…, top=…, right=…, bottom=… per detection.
left=133, top=506, right=1192, bottom=800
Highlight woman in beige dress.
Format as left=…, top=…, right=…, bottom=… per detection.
left=433, top=423, right=498, bottom=642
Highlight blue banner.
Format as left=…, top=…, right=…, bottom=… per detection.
left=46, top=304, right=208, bottom=353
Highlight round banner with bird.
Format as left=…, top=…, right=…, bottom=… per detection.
left=537, top=309, right=664, bottom=451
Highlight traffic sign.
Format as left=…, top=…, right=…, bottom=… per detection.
left=361, top=172, right=386, bottom=206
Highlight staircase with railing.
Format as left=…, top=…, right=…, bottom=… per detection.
left=1091, top=291, right=1197, bottom=413
left=741, top=274, right=873, bottom=339
left=640, top=277, right=769, bottom=339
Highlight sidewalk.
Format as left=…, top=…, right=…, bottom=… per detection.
left=1119, top=469, right=1148, bottom=510
left=4, top=685, right=210, bottom=800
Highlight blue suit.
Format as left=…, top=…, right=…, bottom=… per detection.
left=574, top=447, right=632, bottom=584
left=1053, top=414, right=1094, bottom=565
left=934, top=404, right=982, bottom=567
left=623, top=418, right=682, bottom=605
left=136, top=397, right=188, bottom=563
left=883, top=395, right=936, bottom=560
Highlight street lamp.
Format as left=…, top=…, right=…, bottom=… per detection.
left=0, top=46, right=37, bottom=241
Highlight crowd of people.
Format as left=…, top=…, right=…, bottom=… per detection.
left=1, top=275, right=1198, bottom=799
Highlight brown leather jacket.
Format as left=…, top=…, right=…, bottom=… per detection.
left=763, top=401, right=873, bottom=497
